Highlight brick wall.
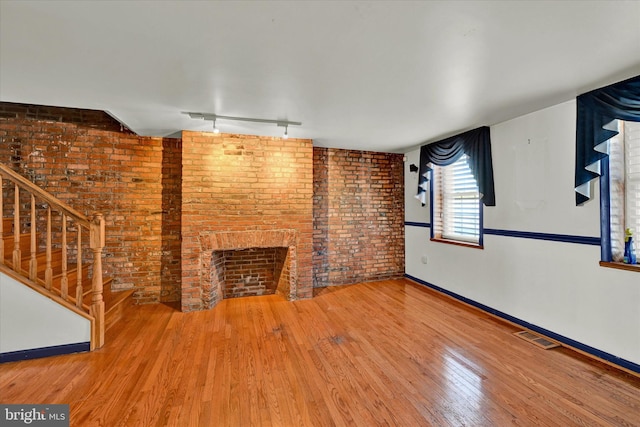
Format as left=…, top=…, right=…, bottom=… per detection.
left=160, top=138, right=182, bottom=302
left=313, top=147, right=405, bottom=287
left=313, top=148, right=330, bottom=288
left=0, top=102, right=127, bottom=132
left=1, top=102, right=405, bottom=307
left=0, top=102, right=182, bottom=303
left=180, top=131, right=314, bottom=311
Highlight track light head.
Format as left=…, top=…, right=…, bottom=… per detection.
left=212, top=119, right=220, bottom=134
left=283, top=125, right=289, bottom=139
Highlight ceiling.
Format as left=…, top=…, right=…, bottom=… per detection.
left=1, top=1, right=639, bottom=153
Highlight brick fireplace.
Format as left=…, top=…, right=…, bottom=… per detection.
left=180, top=131, right=313, bottom=311
left=199, top=230, right=297, bottom=307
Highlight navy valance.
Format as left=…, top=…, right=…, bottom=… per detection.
left=416, top=126, right=495, bottom=206
left=575, top=75, right=640, bottom=205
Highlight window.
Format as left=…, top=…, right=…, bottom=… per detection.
left=606, top=120, right=640, bottom=263
left=431, top=154, right=483, bottom=246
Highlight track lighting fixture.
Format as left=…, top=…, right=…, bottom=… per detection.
left=185, top=112, right=301, bottom=138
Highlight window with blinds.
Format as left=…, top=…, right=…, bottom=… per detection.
left=609, top=120, right=640, bottom=262
left=432, top=154, right=481, bottom=245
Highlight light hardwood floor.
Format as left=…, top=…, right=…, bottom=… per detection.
left=1, top=279, right=639, bottom=426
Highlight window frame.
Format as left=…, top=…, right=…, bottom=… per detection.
left=599, top=120, right=640, bottom=272
left=429, top=156, right=484, bottom=249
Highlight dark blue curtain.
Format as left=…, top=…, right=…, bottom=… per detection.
left=416, top=126, right=495, bottom=206
left=575, top=75, right=640, bottom=205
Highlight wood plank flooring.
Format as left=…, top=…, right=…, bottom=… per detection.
left=1, top=279, right=639, bottom=426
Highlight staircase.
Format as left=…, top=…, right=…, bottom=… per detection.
left=0, top=163, right=133, bottom=351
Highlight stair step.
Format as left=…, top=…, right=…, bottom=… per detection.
left=20, top=249, right=64, bottom=272
left=2, top=233, right=34, bottom=255
left=51, top=270, right=90, bottom=294
left=51, top=270, right=107, bottom=299
left=2, top=234, right=68, bottom=272
left=105, top=289, right=134, bottom=332
left=81, top=277, right=115, bottom=308
left=2, top=217, right=14, bottom=235
left=47, top=276, right=115, bottom=310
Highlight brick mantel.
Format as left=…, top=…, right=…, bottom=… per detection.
left=200, top=229, right=297, bottom=251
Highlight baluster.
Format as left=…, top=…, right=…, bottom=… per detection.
left=76, top=227, right=83, bottom=309
left=0, top=175, right=4, bottom=263
left=45, top=207, right=53, bottom=291
left=90, top=213, right=105, bottom=349
left=12, top=184, right=21, bottom=273
left=29, top=194, right=37, bottom=281
left=60, top=215, right=68, bottom=299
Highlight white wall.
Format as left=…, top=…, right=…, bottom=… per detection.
left=405, top=100, right=640, bottom=366
left=0, top=273, right=91, bottom=354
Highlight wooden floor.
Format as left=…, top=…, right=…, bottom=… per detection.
left=1, top=279, right=639, bottom=426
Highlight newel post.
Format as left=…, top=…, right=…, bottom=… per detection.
left=89, top=213, right=105, bottom=349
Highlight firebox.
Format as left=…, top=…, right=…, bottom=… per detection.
left=214, top=247, right=289, bottom=299
left=197, top=230, right=298, bottom=309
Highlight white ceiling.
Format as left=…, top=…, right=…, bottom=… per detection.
left=1, top=1, right=639, bottom=153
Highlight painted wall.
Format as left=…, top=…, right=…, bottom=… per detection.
left=404, top=100, right=640, bottom=366
left=0, top=273, right=91, bottom=353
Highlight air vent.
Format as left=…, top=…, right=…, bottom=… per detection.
left=514, top=331, right=560, bottom=350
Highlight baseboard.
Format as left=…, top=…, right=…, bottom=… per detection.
left=0, top=342, right=90, bottom=363
left=404, top=274, right=640, bottom=376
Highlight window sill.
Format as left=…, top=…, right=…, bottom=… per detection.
left=431, top=237, right=483, bottom=250
left=599, top=261, right=640, bottom=273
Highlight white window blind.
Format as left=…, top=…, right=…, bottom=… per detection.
left=609, top=120, right=640, bottom=261
left=433, top=155, right=480, bottom=244
left=625, top=121, right=640, bottom=248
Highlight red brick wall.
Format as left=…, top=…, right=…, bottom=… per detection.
left=1, top=103, right=405, bottom=307
left=180, top=131, right=313, bottom=311
left=313, top=147, right=405, bottom=287
left=313, top=148, right=330, bottom=288
left=160, top=138, right=182, bottom=302
left=0, top=102, right=182, bottom=303
left=0, top=102, right=126, bottom=132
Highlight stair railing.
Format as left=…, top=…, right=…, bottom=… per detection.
left=0, top=163, right=106, bottom=349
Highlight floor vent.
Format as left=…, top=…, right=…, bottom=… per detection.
left=514, top=331, right=560, bottom=350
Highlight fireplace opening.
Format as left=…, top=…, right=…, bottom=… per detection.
left=195, top=229, right=298, bottom=310
left=215, top=247, right=290, bottom=299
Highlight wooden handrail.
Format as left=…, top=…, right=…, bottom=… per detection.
left=0, top=163, right=106, bottom=349
left=0, top=164, right=90, bottom=228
